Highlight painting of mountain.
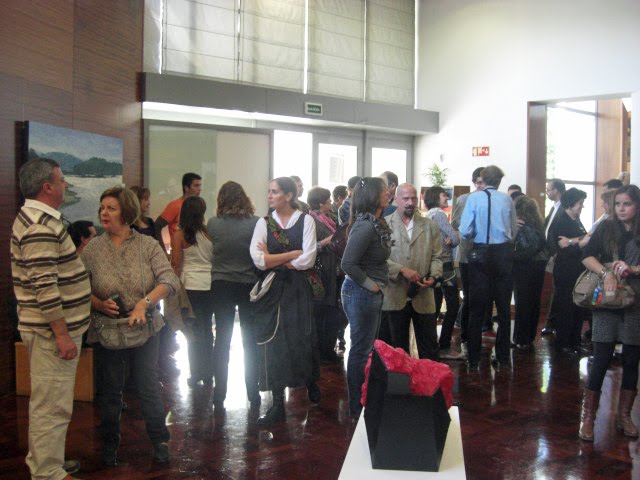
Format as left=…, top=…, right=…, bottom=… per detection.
left=23, top=121, right=124, bottom=222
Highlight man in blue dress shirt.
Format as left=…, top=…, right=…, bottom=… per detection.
left=459, top=166, right=518, bottom=370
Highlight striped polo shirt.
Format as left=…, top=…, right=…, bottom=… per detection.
left=11, top=199, right=91, bottom=338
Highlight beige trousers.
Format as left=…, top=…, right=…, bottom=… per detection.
left=21, top=331, right=81, bottom=480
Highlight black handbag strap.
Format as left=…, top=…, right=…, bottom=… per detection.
left=484, top=189, right=491, bottom=244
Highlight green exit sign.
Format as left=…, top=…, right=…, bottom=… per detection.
left=305, top=102, right=323, bottom=116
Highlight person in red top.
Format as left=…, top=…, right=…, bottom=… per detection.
left=155, top=173, right=202, bottom=249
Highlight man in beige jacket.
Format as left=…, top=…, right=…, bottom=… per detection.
left=380, top=183, right=443, bottom=359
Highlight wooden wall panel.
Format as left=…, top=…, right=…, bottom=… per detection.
left=0, top=0, right=144, bottom=395
left=0, top=0, right=74, bottom=92
left=595, top=99, right=624, bottom=216
left=526, top=102, right=548, bottom=214
left=73, top=0, right=144, bottom=186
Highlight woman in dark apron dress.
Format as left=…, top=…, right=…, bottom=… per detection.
left=250, top=177, right=319, bottom=425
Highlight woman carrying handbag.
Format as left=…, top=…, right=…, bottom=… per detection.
left=82, top=187, right=180, bottom=466
left=579, top=184, right=640, bottom=441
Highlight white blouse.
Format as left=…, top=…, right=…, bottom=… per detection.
left=250, top=210, right=317, bottom=271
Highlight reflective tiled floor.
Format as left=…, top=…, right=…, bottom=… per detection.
left=0, top=319, right=638, bottom=479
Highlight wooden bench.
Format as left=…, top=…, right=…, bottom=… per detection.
left=15, top=341, right=95, bottom=402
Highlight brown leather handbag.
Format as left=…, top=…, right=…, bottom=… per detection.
left=573, top=265, right=635, bottom=310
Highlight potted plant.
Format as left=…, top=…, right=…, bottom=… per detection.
left=425, top=163, right=449, bottom=187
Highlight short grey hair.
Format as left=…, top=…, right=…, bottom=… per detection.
left=19, top=158, right=60, bottom=199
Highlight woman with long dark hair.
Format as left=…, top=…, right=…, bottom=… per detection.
left=547, top=187, right=591, bottom=354
left=424, top=186, right=462, bottom=359
left=207, top=181, right=261, bottom=410
left=341, top=177, right=391, bottom=418
left=579, top=185, right=640, bottom=441
left=249, top=177, right=318, bottom=425
left=171, top=196, right=214, bottom=387
left=512, top=195, right=548, bottom=350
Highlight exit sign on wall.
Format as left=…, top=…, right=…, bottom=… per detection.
left=472, top=146, right=490, bottom=157
left=305, top=102, right=323, bottom=116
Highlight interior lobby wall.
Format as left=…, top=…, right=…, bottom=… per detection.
left=415, top=0, right=640, bottom=193
left=0, top=0, right=144, bottom=394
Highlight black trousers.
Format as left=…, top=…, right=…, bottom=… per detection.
left=185, top=289, right=215, bottom=382
left=380, top=302, right=438, bottom=360
left=435, top=283, right=460, bottom=350
left=513, top=260, right=546, bottom=345
left=458, top=263, right=492, bottom=344
left=97, top=335, right=169, bottom=450
left=211, top=280, right=260, bottom=403
left=467, top=243, right=513, bottom=364
left=552, top=263, right=585, bottom=350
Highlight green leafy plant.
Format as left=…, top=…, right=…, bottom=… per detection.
left=425, top=163, right=449, bottom=187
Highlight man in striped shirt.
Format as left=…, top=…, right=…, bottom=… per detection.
left=11, top=158, right=91, bottom=480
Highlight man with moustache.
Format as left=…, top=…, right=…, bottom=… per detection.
left=379, top=183, right=443, bottom=359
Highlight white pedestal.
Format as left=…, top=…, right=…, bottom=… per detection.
left=339, top=406, right=466, bottom=479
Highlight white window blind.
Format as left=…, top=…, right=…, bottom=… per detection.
left=152, top=0, right=415, bottom=105
left=144, top=0, right=163, bottom=73
left=366, top=0, right=414, bottom=106
left=164, top=0, right=237, bottom=80
left=307, top=0, right=364, bottom=100
left=239, top=0, right=305, bottom=90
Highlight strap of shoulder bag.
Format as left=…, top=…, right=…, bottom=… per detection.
left=484, top=189, right=491, bottom=244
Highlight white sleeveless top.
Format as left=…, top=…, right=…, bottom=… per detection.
left=180, top=230, right=213, bottom=290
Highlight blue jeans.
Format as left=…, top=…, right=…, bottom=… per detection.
left=341, top=277, right=383, bottom=417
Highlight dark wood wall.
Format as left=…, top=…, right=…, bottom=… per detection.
left=595, top=99, right=625, bottom=216
left=526, top=102, right=548, bottom=214
left=0, top=0, right=144, bottom=394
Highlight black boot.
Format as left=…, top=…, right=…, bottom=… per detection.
left=307, top=382, right=321, bottom=404
left=257, top=389, right=285, bottom=425
left=102, top=443, right=119, bottom=467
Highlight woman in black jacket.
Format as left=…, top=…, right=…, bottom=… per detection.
left=547, top=188, right=591, bottom=354
left=512, top=195, right=548, bottom=350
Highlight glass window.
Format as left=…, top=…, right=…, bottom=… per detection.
left=546, top=102, right=597, bottom=227
left=317, top=143, right=358, bottom=193
left=273, top=130, right=312, bottom=202
left=371, top=148, right=407, bottom=184
left=546, top=106, right=596, bottom=182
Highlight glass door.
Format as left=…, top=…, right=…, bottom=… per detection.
left=313, top=133, right=363, bottom=192
left=317, top=143, right=358, bottom=192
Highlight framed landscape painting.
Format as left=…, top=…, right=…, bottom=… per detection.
left=22, top=121, right=124, bottom=223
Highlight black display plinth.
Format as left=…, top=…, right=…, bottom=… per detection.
left=364, top=349, right=451, bottom=472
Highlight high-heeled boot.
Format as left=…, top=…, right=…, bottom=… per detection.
left=578, top=389, right=600, bottom=441
left=257, top=389, right=286, bottom=425
left=617, top=389, right=639, bottom=437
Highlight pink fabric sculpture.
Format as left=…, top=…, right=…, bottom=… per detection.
left=361, top=340, right=454, bottom=409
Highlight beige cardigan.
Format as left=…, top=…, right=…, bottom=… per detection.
left=382, top=211, right=443, bottom=314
